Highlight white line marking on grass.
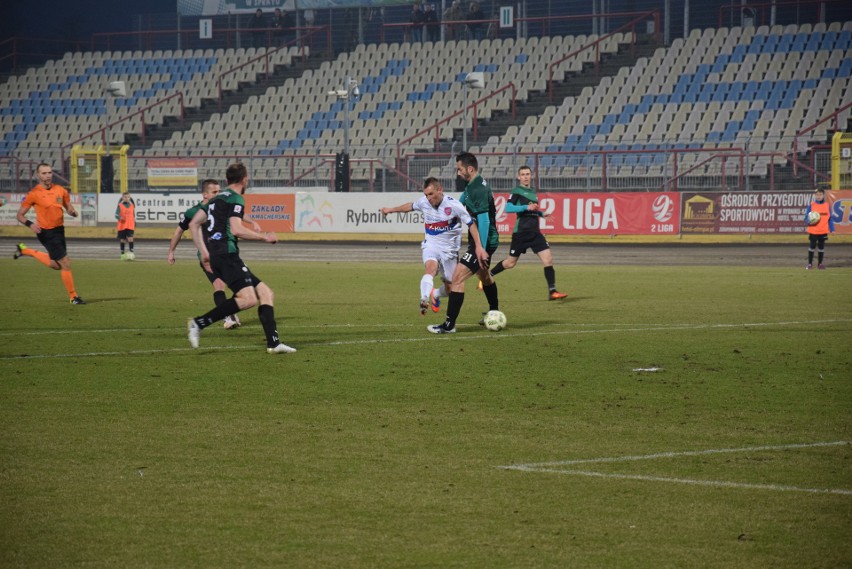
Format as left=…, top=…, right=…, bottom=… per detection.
left=1, top=345, right=254, bottom=359
left=2, top=319, right=851, bottom=360
left=506, top=441, right=850, bottom=468
left=498, top=441, right=852, bottom=496
left=0, top=322, right=419, bottom=337
left=1, top=318, right=849, bottom=339
left=510, top=468, right=852, bottom=496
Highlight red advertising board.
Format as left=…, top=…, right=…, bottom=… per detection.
left=681, top=190, right=852, bottom=235
left=244, top=194, right=295, bottom=233
left=494, top=192, right=681, bottom=235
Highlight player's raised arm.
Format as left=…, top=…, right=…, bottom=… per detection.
left=244, top=217, right=263, bottom=233
left=380, top=202, right=414, bottom=216
left=229, top=216, right=277, bottom=244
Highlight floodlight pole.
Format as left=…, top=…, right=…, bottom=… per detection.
left=344, top=75, right=352, bottom=156
left=104, top=81, right=127, bottom=156
left=329, top=76, right=359, bottom=192
left=462, top=73, right=480, bottom=151
left=463, top=79, right=468, bottom=152
left=105, top=98, right=111, bottom=156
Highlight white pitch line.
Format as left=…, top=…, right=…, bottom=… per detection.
left=0, top=322, right=410, bottom=337
left=507, top=468, right=852, bottom=496
left=0, top=344, right=255, bottom=359
left=502, top=441, right=850, bottom=469
left=498, top=441, right=852, bottom=496
left=0, top=318, right=849, bottom=339
left=2, top=319, right=851, bottom=360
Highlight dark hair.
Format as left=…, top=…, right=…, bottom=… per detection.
left=423, top=176, right=441, bottom=190
left=456, top=152, right=478, bottom=170
left=201, top=178, right=219, bottom=191
left=225, top=163, right=248, bottom=185
left=37, top=162, right=51, bottom=171
left=517, top=165, right=532, bottom=174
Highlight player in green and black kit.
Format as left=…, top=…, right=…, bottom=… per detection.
left=428, top=152, right=496, bottom=334
left=488, top=165, right=568, bottom=300
left=167, top=179, right=241, bottom=330
left=186, top=163, right=296, bottom=354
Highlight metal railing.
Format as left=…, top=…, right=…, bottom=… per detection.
left=547, top=10, right=661, bottom=101
left=216, top=26, right=327, bottom=110
left=59, top=92, right=185, bottom=170
left=717, top=0, right=848, bottom=29
left=58, top=135, right=823, bottom=195
left=90, top=25, right=330, bottom=54
left=394, top=82, right=517, bottom=185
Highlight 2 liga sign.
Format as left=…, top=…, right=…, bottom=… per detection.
left=495, top=192, right=681, bottom=235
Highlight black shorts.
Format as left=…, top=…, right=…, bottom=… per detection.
left=508, top=231, right=550, bottom=257
left=36, top=226, right=68, bottom=261
left=459, top=242, right=498, bottom=273
left=117, top=229, right=134, bottom=240
left=210, top=253, right=261, bottom=293
left=199, top=261, right=219, bottom=284
left=808, top=233, right=828, bottom=248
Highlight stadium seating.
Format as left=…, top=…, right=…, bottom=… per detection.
left=127, top=33, right=628, bottom=182
left=476, top=21, right=851, bottom=187
left=0, top=46, right=301, bottom=162
left=1, top=20, right=849, bottom=190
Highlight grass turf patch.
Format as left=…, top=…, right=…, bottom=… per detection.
left=1, top=258, right=850, bottom=568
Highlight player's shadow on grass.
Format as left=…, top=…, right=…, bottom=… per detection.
left=80, top=297, right=136, bottom=303
left=516, top=295, right=589, bottom=305
left=487, top=320, right=559, bottom=331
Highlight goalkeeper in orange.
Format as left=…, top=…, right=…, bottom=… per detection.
left=804, top=187, right=834, bottom=270
left=116, top=191, right=137, bottom=260
left=14, top=163, right=86, bottom=304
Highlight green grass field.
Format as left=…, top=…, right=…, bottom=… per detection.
left=1, top=256, right=850, bottom=568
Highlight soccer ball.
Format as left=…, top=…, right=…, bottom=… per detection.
left=807, top=211, right=820, bottom=226
left=483, top=310, right=507, bottom=332
left=126, top=251, right=135, bottom=261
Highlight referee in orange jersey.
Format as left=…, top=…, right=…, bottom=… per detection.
left=14, top=163, right=86, bottom=304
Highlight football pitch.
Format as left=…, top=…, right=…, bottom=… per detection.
left=1, top=244, right=850, bottom=568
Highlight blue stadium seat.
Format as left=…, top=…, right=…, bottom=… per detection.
left=762, top=35, right=779, bottom=53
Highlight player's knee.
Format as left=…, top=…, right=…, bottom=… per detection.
left=256, top=283, right=275, bottom=305
left=236, top=290, right=259, bottom=309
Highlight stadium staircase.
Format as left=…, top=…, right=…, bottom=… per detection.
left=751, top=115, right=852, bottom=192
left=373, top=35, right=660, bottom=192
left=124, top=52, right=333, bottom=151
left=447, top=34, right=660, bottom=149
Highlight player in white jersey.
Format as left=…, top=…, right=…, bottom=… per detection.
left=380, top=177, right=482, bottom=315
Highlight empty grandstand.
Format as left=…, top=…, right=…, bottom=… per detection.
left=0, top=1, right=850, bottom=194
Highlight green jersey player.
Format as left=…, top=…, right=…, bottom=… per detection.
left=186, top=163, right=296, bottom=354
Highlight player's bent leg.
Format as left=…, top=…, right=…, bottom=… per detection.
left=254, top=282, right=275, bottom=306
left=419, top=274, right=434, bottom=315
left=450, top=263, right=475, bottom=293
left=501, top=256, right=520, bottom=270
left=536, top=248, right=553, bottom=267
left=235, top=286, right=261, bottom=310
left=423, top=258, right=440, bottom=276
left=478, top=267, right=495, bottom=287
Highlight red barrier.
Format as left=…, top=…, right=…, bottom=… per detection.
left=494, top=191, right=680, bottom=236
